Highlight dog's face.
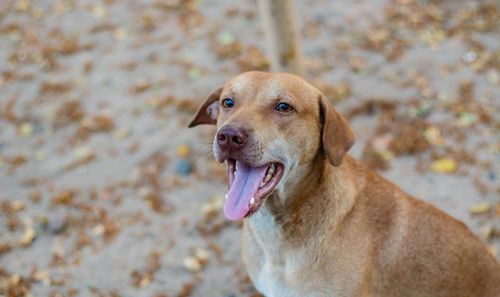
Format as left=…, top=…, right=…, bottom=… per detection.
left=189, top=72, right=355, bottom=220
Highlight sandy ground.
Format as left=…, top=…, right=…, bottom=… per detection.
left=0, top=0, right=499, bottom=296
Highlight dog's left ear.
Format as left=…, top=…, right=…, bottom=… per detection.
left=319, top=95, right=356, bottom=166
left=188, top=87, right=223, bottom=128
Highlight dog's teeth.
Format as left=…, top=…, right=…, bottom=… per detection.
left=269, top=163, right=276, bottom=174
left=250, top=197, right=255, bottom=205
left=259, top=181, right=265, bottom=188
left=264, top=173, right=272, bottom=183
left=225, top=194, right=228, bottom=200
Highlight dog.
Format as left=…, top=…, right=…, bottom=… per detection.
left=188, top=71, right=500, bottom=297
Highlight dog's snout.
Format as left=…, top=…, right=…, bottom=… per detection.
left=217, top=126, right=248, bottom=151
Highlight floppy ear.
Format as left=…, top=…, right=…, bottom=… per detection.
left=188, top=87, right=223, bottom=128
left=319, top=95, right=356, bottom=166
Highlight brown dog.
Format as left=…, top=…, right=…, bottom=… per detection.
left=189, top=71, right=500, bottom=297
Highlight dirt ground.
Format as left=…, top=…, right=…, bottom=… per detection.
left=0, top=0, right=499, bottom=296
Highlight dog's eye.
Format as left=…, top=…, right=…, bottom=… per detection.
left=221, top=98, right=234, bottom=108
left=275, top=102, right=293, bottom=113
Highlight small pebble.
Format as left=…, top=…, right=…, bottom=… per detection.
left=176, top=159, right=192, bottom=176
left=487, top=171, right=496, bottom=181
left=92, top=224, right=105, bottom=236
left=183, top=256, right=202, bottom=273
left=19, top=226, right=36, bottom=246
left=194, top=247, right=210, bottom=265
left=48, top=213, right=67, bottom=234
left=462, top=51, right=477, bottom=63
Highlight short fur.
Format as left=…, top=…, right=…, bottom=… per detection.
left=189, top=71, right=500, bottom=297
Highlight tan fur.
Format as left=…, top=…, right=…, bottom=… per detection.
left=190, top=71, right=500, bottom=297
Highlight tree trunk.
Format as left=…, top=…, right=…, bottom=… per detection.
left=258, top=0, right=303, bottom=75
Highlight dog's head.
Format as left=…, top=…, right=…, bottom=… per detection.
left=189, top=72, right=355, bottom=220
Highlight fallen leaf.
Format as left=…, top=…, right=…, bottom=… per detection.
left=469, top=202, right=491, bottom=214
left=478, top=224, right=495, bottom=242
left=18, top=122, right=33, bottom=137
left=10, top=200, right=26, bottom=211
left=188, top=67, right=201, bottom=80
left=431, top=158, right=457, bottom=174
left=113, top=29, right=127, bottom=40
left=424, top=127, right=443, bottom=146
left=176, top=144, right=190, bottom=157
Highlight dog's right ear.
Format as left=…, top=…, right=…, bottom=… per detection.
left=188, top=87, right=223, bottom=128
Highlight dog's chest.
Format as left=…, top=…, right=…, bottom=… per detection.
left=245, top=210, right=330, bottom=297
left=254, top=262, right=302, bottom=297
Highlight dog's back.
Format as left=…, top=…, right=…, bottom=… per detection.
left=352, top=162, right=500, bottom=297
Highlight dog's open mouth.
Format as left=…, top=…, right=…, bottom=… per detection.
left=223, top=159, right=284, bottom=221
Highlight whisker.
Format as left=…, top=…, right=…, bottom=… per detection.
left=198, top=149, right=213, bottom=161
left=192, top=141, right=214, bottom=146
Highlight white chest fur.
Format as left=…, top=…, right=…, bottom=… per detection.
left=244, top=209, right=328, bottom=297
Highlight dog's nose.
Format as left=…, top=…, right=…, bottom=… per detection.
left=217, top=126, right=248, bottom=150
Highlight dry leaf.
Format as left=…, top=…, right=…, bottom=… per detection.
left=469, top=202, right=491, bottom=214
left=431, top=158, right=457, bottom=174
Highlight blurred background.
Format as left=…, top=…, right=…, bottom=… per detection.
left=0, top=0, right=498, bottom=296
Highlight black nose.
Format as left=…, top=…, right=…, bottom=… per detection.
left=217, top=126, right=248, bottom=151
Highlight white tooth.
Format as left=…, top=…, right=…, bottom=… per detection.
left=259, top=181, right=265, bottom=188
left=270, top=163, right=276, bottom=173
left=225, top=194, right=228, bottom=200
left=264, top=174, right=272, bottom=183
left=250, top=197, right=255, bottom=205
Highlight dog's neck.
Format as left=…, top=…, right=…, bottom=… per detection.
left=247, top=155, right=359, bottom=247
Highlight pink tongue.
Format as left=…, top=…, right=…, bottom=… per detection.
left=224, top=161, right=268, bottom=221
